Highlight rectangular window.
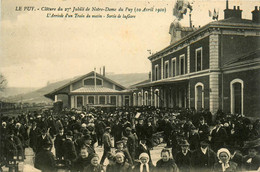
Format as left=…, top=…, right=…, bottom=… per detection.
left=77, top=96, right=83, bottom=108
left=164, top=61, right=169, bottom=78
left=179, top=55, right=185, bottom=75
left=88, top=96, right=94, bottom=104
left=196, top=48, right=202, bottom=71
left=110, top=96, right=116, bottom=105
left=155, top=65, right=159, bottom=80
left=171, top=58, right=176, bottom=77
left=99, top=96, right=106, bottom=104
left=124, top=96, right=130, bottom=106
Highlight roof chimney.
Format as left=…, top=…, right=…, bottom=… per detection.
left=103, top=66, right=106, bottom=77
left=252, top=6, right=260, bottom=23
left=224, top=6, right=242, bottom=19
left=226, top=0, right=229, bottom=10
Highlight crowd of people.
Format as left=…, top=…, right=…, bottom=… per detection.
left=0, top=106, right=260, bottom=172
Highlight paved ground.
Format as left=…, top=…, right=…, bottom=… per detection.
left=2, top=142, right=167, bottom=172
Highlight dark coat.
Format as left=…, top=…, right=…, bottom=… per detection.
left=242, top=155, right=260, bottom=171
left=107, top=162, right=131, bottom=172
left=83, top=164, right=104, bottom=172
left=133, top=162, right=155, bottom=172
left=4, top=136, right=18, bottom=160
left=34, top=149, right=56, bottom=172
left=73, top=157, right=91, bottom=172
left=155, top=159, right=179, bottom=172
left=54, top=133, right=66, bottom=159
left=63, top=138, right=77, bottom=162
left=29, top=127, right=40, bottom=152
left=35, top=135, right=53, bottom=154
left=175, top=151, right=192, bottom=172
left=198, top=124, right=210, bottom=141
left=211, top=127, right=228, bottom=151
left=212, top=161, right=237, bottom=172
left=112, top=122, right=123, bottom=142
left=191, top=148, right=217, bottom=172
left=188, top=133, right=200, bottom=151
left=127, top=133, right=136, bottom=160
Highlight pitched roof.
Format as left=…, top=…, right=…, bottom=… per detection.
left=45, top=71, right=126, bottom=97
left=71, top=86, right=121, bottom=93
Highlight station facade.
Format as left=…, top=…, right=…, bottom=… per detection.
left=131, top=6, right=260, bottom=117
left=45, top=71, right=132, bottom=109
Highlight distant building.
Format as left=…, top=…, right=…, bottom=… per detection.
left=132, top=5, right=260, bottom=117
left=44, top=71, right=132, bottom=109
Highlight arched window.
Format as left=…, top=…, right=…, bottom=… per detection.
left=138, top=92, right=142, bottom=106
left=133, top=93, right=137, bottom=106
left=195, top=82, right=204, bottom=110
left=230, top=79, right=244, bottom=115
left=154, top=89, right=160, bottom=108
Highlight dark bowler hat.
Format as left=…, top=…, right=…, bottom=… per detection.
left=179, top=140, right=190, bottom=146
left=43, top=141, right=52, bottom=149
left=200, top=139, right=210, bottom=145
left=66, top=130, right=73, bottom=137
left=84, top=134, right=92, bottom=141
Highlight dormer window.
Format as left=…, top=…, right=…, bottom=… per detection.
left=83, top=78, right=102, bottom=86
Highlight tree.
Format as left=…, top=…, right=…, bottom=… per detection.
left=0, top=73, right=7, bottom=92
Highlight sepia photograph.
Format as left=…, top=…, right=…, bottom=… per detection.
left=0, top=0, right=260, bottom=171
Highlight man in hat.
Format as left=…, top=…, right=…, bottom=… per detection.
left=136, top=117, right=146, bottom=141
left=63, top=130, right=77, bottom=166
left=95, top=117, right=106, bottom=147
left=54, top=127, right=65, bottom=160
left=191, top=139, right=217, bottom=172
left=211, top=120, right=228, bottom=152
left=198, top=117, right=210, bottom=141
left=100, top=127, right=112, bottom=165
left=34, top=141, right=56, bottom=172
left=29, top=121, right=40, bottom=153
left=82, top=134, right=96, bottom=155
left=176, top=140, right=192, bottom=172
left=145, top=120, right=154, bottom=149
left=35, top=128, right=52, bottom=154
left=125, top=127, right=136, bottom=161
left=188, top=125, right=200, bottom=152
left=242, top=139, right=260, bottom=171
left=111, top=118, right=123, bottom=146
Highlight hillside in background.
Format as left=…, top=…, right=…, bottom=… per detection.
left=2, top=73, right=148, bottom=103
left=0, top=87, right=39, bottom=97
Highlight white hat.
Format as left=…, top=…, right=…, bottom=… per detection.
left=139, top=153, right=149, bottom=161
left=217, top=148, right=231, bottom=160
left=115, top=152, right=125, bottom=158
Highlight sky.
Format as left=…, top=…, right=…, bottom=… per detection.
left=0, top=0, right=258, bottom=88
